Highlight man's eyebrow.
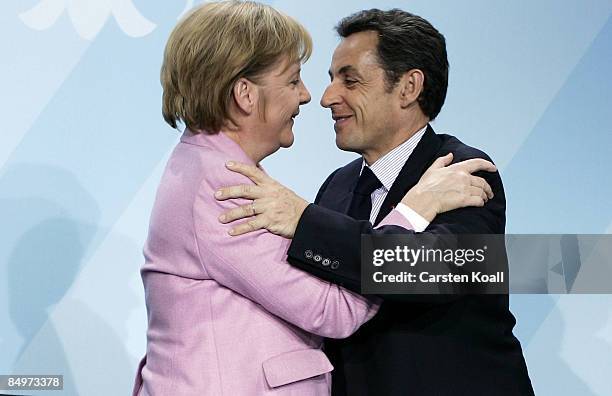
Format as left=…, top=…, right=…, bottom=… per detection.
left=329, top=65, right=360, bottom=79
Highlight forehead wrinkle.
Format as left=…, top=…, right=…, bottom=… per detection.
left=271, top=59, right=301, bottom=78
left=332, top=45, right=380, bottom=77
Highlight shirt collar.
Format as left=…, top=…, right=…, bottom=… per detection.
left=361, top=125, right=428, bottom=191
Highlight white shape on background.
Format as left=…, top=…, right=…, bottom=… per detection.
left=18, top=0, right=65, bottom=31
left=19, top=0, right=156, bottom=40
left=178, top=0, right=195, bottom=20
left=597, top=313, right=612, bottom=349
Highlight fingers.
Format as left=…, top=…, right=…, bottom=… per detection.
left=468, top=186, right=489, bottom=203
left=464, top=195, right=486, bottom=208
left=470, top=176, right=494, bottom=199
left=228, top=216, right=266, bottom=236
left=428, top=153, right=454, bottom=170
left=215, top=184, right=261, bottom=200
left=226, top=161, right=269, bottom=184
left=451, top=158, right=497, bottom=174
left=219, top=201, right=258, bottom=223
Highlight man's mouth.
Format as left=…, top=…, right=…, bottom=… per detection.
left=332, top=114, right=353, bottom=126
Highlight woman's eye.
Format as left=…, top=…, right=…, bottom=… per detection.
left=290, top=80, right=299, bottom=86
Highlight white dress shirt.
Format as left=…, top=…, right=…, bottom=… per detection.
left=360, top=125, right=430, bottom=232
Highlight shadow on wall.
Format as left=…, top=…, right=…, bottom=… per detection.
left=516, top=292, right=612, bottom=396
left=0, top=164, right=138, bottom=395
left=510, top=235, right=611, bottom=396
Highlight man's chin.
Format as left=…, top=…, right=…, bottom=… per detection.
left=335, top=134, right=358, bottom=153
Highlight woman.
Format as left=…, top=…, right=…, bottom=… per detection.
left=132, top=2, right=414, bottom=395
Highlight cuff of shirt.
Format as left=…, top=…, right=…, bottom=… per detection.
left=395, top=203, right=430, bottom=232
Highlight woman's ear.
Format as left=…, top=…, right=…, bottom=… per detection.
left=232, top=78, right=258, bottom=115
left=398, top=69, right=425, bottom=108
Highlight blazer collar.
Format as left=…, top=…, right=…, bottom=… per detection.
left=180, top=129, right=256, bottom=166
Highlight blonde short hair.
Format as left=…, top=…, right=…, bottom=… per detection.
left=161, top=1, right=312, bottom=132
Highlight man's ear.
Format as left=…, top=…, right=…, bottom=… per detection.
left=398, top=69, right=425, bottom=108
left=232, top=77, right=258, bottom=115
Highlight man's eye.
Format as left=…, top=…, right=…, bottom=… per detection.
left=345, top=79, right=357, bottom=86
left=290, top=80, right=300, bottom=86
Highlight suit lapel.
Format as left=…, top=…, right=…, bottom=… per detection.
left=319, top=158, right=362, bottom=214
left=374, top=125, right=443, bottom=225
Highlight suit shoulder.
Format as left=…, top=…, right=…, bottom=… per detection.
left=175, top=141, right=252, bottom=190
left=436, top=133, right=505, bottom=200
left=437, top=134, right=494, bottom=164
left=320, top=158, right=361, bottom=186
left=335, top=157, right=362, bottom=178
left=314, top=158, right=361, bottom=203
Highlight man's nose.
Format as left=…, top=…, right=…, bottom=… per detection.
left=320, top=83, right=339, bottom=108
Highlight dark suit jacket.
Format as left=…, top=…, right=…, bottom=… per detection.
left=287, top=125, right=534, bottom=396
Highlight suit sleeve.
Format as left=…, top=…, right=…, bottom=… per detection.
left=286, top=166, right=505, bottom=303
left=192, top=163, right=379, bottom=339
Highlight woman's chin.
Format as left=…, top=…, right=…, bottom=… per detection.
left=279, top=131, right=295, bottom=148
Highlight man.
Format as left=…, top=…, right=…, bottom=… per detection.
left=216, top=8, right=533, bottom=396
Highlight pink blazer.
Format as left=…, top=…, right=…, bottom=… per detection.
left=133, top=130, right=412, bottom=395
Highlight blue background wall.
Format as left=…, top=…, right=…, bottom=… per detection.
left=1, top=1, right=611, bottom=394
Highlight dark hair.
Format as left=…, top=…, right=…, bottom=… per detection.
left=336, top=9, right=448, bottom=120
